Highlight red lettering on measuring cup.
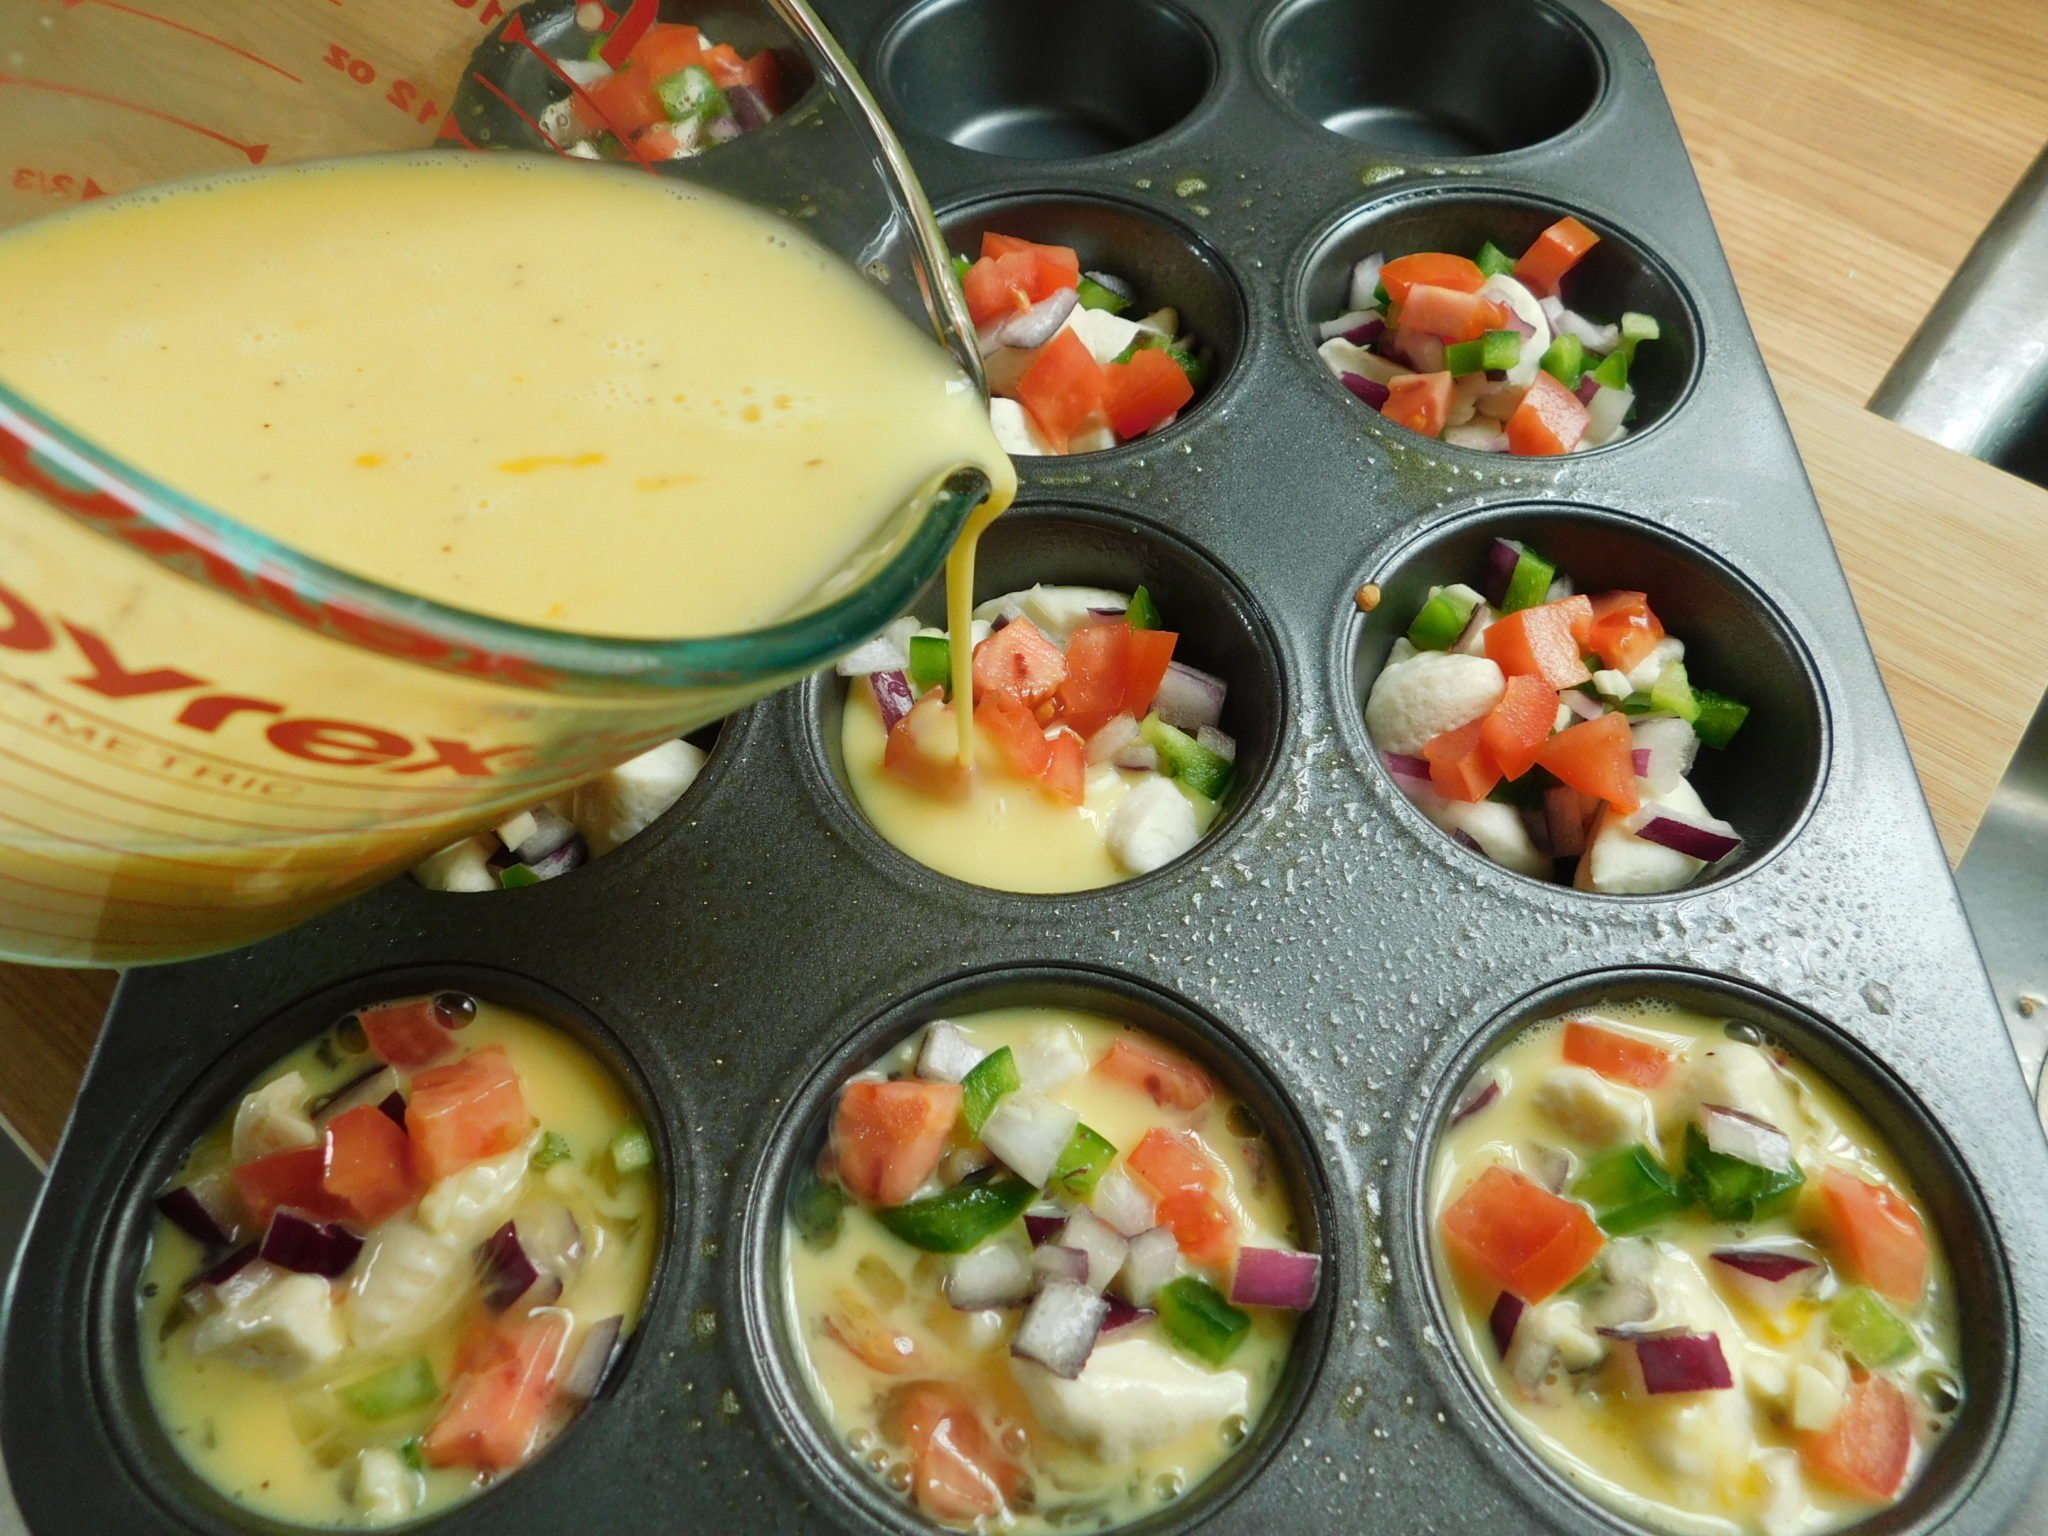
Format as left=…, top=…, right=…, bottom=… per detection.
left=0, top=582, right=53, bottom=652
left=265, top=718, right=414, bottom=767
left=387, top=737, right=535, bottom=778
left=60, top=621, right=208, bottom=699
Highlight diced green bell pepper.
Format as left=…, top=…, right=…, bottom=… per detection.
left=1649, top=660, right=1700, bottom=725
left=875, top=1172, right=1036, bottom=1253
left=531, top=1130, right=573, bottom=1171
left=1076, top=276, right=1131, bottom=314
left=609, top=1122, right=654, bottom=1176
left=1590, top=351, right=1630, bottom=390
left=790, top=1164, right=849, bottom=1248
left=907, top=634, right=950, bottom=695
left=1125, top=585, right=1162, bottom=632
left=1540, top=333, right=1586, bottom=388
left=657, top=65, right=727, bottom=126
left=1481, top=329, right=1523, bottom=371
left=1474, top=241, right=1517, bottom=278
left=340, top=1358, right=438, bottom=1421
left=1162, top=342, right=1208, bottom=390
left=1373, top=280, right=1390, bottom=308
left=960, top=1046, right=1019, bottom=1136
left=1047, top=1124, right=1117, bottom=1200
left=1140, top=713, right=1233, bottom=800
left=950, top=252, right=972, bottom=283
left=1620, top=311, right=1660, bottom=360
left=1830, top=1286, right=1917, bottom=1368
left=1407, top=587, right=1480, bottom=651
left=1500, top=546, right=1557, bottom=614
left=1683, top=1123, right=1805, bottom=1222
left=399, top=1437, right=425, bottom=1472
left=1444, top=338, right=1487, bottom=376
left=1157, top=1276, right=1251, bottom=1365
left=1690, top=687, right=1750, bottom=749
left=1572, top=1144, right=1691, bottom=1235
left=498, top=863, right=540, bottom=890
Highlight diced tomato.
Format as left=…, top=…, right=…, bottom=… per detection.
left=1126, top=1126, right=1222, bottom=1195
left=1057, top=622, right=1130, bottom=738
left=884, top=1381, right=1022, bottom=1523
left=1561, top=1020, right=1674, bottom=1087
left=1440, top=1164, right=1605, bottom=1302
left=733, top=48, right=785, bottom=110
left=830, top=1080, right=961, bottom=1207
left=1122, top=628, right=1177, bottom=719
left=1381, top=371, right=1454, bottom=437
left=1157, top=1186, right=1239, bottom=1268
left=1423, top=719, right=1501, bottom=803
left=628, top=22, right=703, bottom=78
left=976, top=692, right=1053, bottom=780
left=423, top=1312, right=569, bottom=1473
left=322, top=1105, right=421, bottom=1226
left=1101, top=347, right=1194, bottom=439
left=1400, top=285, right=1509, bottom=342
left=1819, top=1167, right=1928, bottom=1304
left=1378, top=252, right=1486, bottom=305
left=697, top=41, right=749, bottom=87
left=1584, top=591, right=1666, bottom=673
left=1098, top=1038, right=1215, bottom=1111
left=824, top=1289, right=930, bottom=1374
left=884, top=689, right=967, bottom=796
left=1014, top=330, right=1105, bottom=452
left=569, top=62, right=664, bottom=141
left=972, top=617, right=1068, bottom=707
left=1535, top=712, right=1640, bottom=813
left=357, top=997, right=454, bottom=1068
left=1484, top=601, right=1593, bottom=689
left=1042, top=729, right=1086, bottom=805
left=407, top=1046, right=531, bottom=1184
left=1798, top=1374, right=1914, bottom=1503
left=1479, top=674, right=1560, bottom=781
left=232, top=1144, right=352, bottom=1228
left=980, top=232, right=1081, bottom=290
left=961, top=257, right=1025, bottom=327
left=1506, top=370, right=1591, bottom=456
left=1512, top=216, right=1601, bottom=297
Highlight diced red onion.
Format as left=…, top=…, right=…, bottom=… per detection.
left=869, top=670, right=915, bottom=732
left=1086, top=713, right=1141, bottom=766
left=509, top=806, right=578, bottom=864
left=1442, top=425, right=1509, bottom=453
left=984, top=288, right=1077, bottom=355
left=1520, top=804, right=1552, bottom=856
left=1698, top=1103, right=1794, bottom=1173
left=259, top=1210, right=363, bottom=1278
left=1451, top=604, right=1494, bottom=654
left=1082, top=269, right=1135, bottom=303
left=1056, top=1208, right=1131, bottom=1293
left=1451, top=1077, right=1501, bottom=1125
left=1113, top=742, right=1159, bottom=772
left=312, top=1065, right=401, bottom=1124
left=1450, top=828, right=1483, bottom=853
left=1482, top=540, right=1523, bottom=607
left=988, top=613, right=1011, bottom=633
left=1086, top=604, right=1129, bottom=618
left=375, top=1091, right=407, bottom=1128
left=1575, top=373, right=1602, bottom=405
left=185, top=1241, right=260, bottom=1296
left=1545, top=575, right=1574, bottom=603
left=156, top=1178, right=238, bottom=1248
left=1709, top=1247, right=1822, bottom=1310
left=1554, top=306, right=1620, bottom=354
left=984, top=1094, right=1080, bottom=1187
left=1025, top=1213, right=1066, bottom=1246
left=1012, top=1279, right=1109, bottom=1379
left=946, top=1241, right=1035, bottom=1310
left=1390, top=330, right=1445, bottom=375
left=1341, top=372, right=1390, bottom=409
left=1120, top=1226, right=1181, bottom=1306
left=727, top=84, right=773, bottom=132
left=1489, top=1290, right=1525, bottom=1358
left=917, top=1020, right=985, bottom=1084
left=1194, top=725, right=1237, bottom=763
left=1100, top=1299, right=1156, bottom=1335
left=1631, top=809, right=1742, bottom=863
left=1631, top=748, right=1652, bottom=776
left=477, top=1221, right=542, bottom=1311
left=1344, top=317, right=1387, bottom=347
left=1230, top=1247, right=1321, bottom=1310
left=1527, top=1145, right=1575, bottom=1193
left=1089, top=1169, right=1156, bottom=1238
left=704, top=114, right=742, bottom=144
left=1560, top=689, right=1605, bottom=721
left=1606, top=1329, right=1734, bottom=1394
left=527, top=835, right=587, bottom=881
left=1585, top=383, right=1636, bottom=446
left=1630, top=718, right=1698, bottom=794
left=1318, top=307, right=1377, bottom=340
left=522, top=1206, right=585, bottom=1284
left=1153, top=660, right=1227, bottom=731
left=1385, top=751, right=1430, bottom=783
left=1032, top=1244, right=1091, bottom=1287
left=560, top=1314, right=624, bottom=1400
left=1348, top=253, right=1386, bottom=312
left=1497, top=308, right=1536, bottom=339
left=836, top=632, right=910, bottom=677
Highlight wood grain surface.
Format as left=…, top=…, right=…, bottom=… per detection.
left=4, top=0, right=2048, bottom=1163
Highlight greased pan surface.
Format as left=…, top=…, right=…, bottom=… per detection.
left=7, top=0, right=2046, bottom=1531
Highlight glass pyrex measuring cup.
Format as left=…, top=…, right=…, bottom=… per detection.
left=0, top=0, right=993, bottom=966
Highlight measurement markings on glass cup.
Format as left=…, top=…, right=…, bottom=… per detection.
left=9, top=169, right=105, bottom=202
left=321, top=43, right=451, bottom=126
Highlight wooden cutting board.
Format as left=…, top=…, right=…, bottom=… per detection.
left=5, top=0, right=2048, bottom=1163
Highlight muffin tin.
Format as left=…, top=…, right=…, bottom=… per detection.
left=7, top=0, right=2047, bottom=1531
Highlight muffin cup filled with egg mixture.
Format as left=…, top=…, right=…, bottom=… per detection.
left=1429, top=993, right=1963, bottom=1535
left=782, top=1001, right=1323, bottom=1530
left=136, top=991, right=660, bottom=1527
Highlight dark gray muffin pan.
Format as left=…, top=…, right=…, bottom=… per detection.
left=6, top=0, right=2045, bottom=1531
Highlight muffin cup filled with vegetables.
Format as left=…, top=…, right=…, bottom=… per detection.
left=1300, top=193, right=1695, bottom=454
left=136, top=989, right=661, bottom=1527
left=819, top=506, right=1283, bottom=894
left=941, top=195, right=1245, bottom=458
left=1426, top=983, right=1978, bottom=1535
left=1351, top=507, right=1825, bottom=895
left=774, top=985, right=1324, bottom=1532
